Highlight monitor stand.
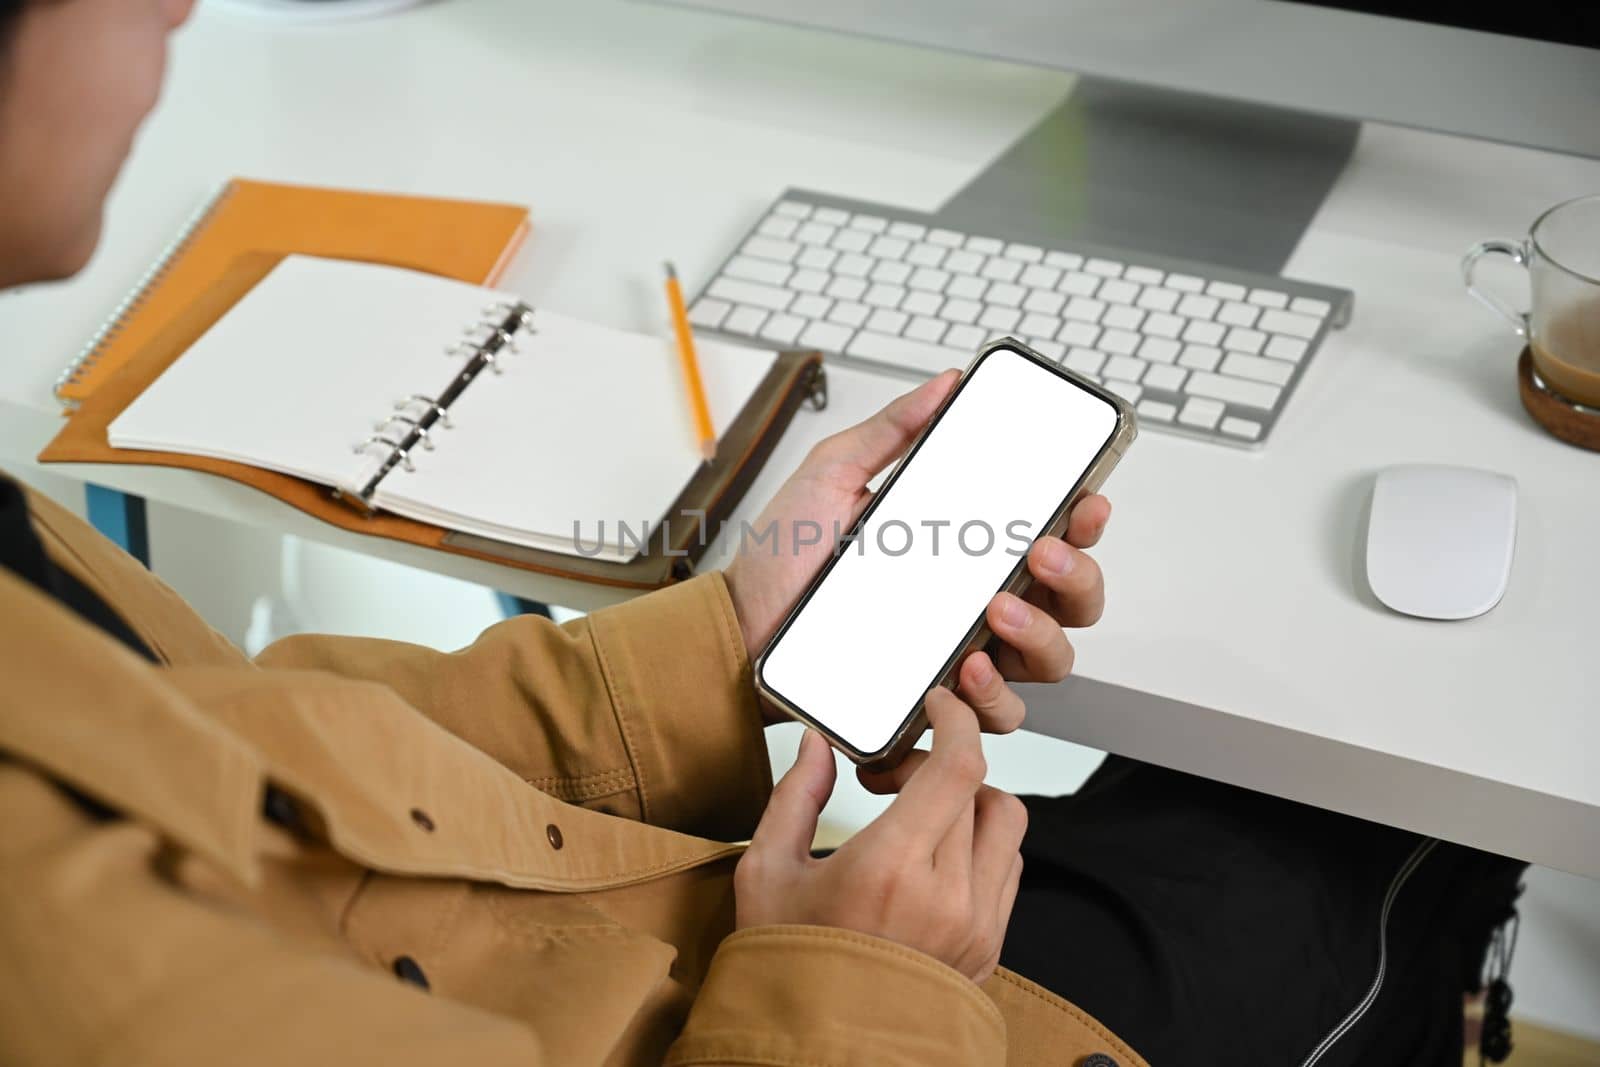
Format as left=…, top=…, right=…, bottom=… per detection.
left=935, top=76, right=1360, bottom=276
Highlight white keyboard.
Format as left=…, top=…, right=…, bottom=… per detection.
left=689, top=190, right=1353, bottom=447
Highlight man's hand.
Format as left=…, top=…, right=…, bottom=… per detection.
left=734, top=690, right=1027, bottom=984
left=724, top=370, right=1112, bottom=732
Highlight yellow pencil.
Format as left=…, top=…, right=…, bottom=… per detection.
left=664, top=262, right=717, bottom=462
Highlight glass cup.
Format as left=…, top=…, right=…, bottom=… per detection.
left=1462, top=194, right=1600, bottom=409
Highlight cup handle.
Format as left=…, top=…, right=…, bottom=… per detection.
left=1461, top=239, right=1531, bottom=338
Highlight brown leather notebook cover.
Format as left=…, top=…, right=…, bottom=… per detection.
left=56, top=178, right=530, bottom=407
left=40, top=253, right=826, bottom=590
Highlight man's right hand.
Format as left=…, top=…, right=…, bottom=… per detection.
left=733, top=689, right=1028, bottom=984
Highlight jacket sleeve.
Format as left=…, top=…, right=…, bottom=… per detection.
left=663, top=926, right=1007, bottom=1066
left=254, top=572, right=771, bottom=842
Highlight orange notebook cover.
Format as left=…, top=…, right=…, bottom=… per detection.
left=55, top=178, right=529, bottom=407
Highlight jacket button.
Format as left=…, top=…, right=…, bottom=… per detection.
left=1080, top=1055, right=1119, bottom=1067
left=546, top=823, right=564, bottom=850
left=392, top=955, right=430, bottom=991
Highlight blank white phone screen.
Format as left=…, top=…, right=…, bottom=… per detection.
left=759, top=347, right=1120, bottom=756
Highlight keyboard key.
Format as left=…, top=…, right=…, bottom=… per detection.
left=947, top=274, right=987, bottom=300
left=902, top=290, right=942, bottom=316
left=1248, top=288, right=1289, bottom=309
left=795, top=221, right=835, bottom=246
left=1105, top=354, right=1147, bottom=382
left=724, top=255, right=791, bottom=285
left=944, top=249, right=985, bottom=274
left=941, top=298, right=982, bottom=324
left=1059, top=272, right=1101, bottom=297
left=1221, top=351, right=1293, bottom=386
left=1064, top=347, right=1105, bottom=376
left=1176, top=294, right=1220, bottom=320
left=1221, top=416, right=1262, bottom=441
left=1138, top=337, right=1181, bottom=364
left=1124, top=266, right=1164, bottom=285
left=967, top=236, right=1004, bottom=255
left=889, top=221, right=927, bottom=240
left=1063, top=297, right=1106, bottom=324
left=1105, top=379, right=1142, bottom=404
left=1102, top=304, right=1144, bottom=331
left=790, top=294, right=831, bottom=320
left=761, top=313, right=805, bottom=345
left=1144, top=364, right=1187, bottom=392
left=758, top=215, right=799, bottom=239
left=907, top=242, right=947, bottom=268
left=743, top=235, right=799, bottom=262
left=1006, top=242, right=1044, bottom=263
left=1020, top=264, right=1061, bottom=290
left=791, top=269, right=829, bottom=294
left=774, top=200, right=811, bottom=219
left=1137, top=287, right=1181, bottom=313
left=1085, top=258, right=1123, bottom=277
left=847, top=330, right=963, bottom=375
left=709, top=277, right=792, bottom=311
left=1058, top=321, right=1101, bottom=347
left=825, top=275, right=867, bottom=301
left=795, top=246, right=837, bottom=271
left=863, top=283, right=906, bottom=308
left=724, top=305, right=768, bottom=334
left=868, top=236, right=910, bottom=260
left=1223, top=327, right=1267, bottom=355
left=831, top=229, right=872, bottom=253
left=981, top=258, right=1024, bottom=283
left=945, top=323, right=987, bottom=350
left=688, top=297, right=730, bottom=328
left=1100, top=329, right=1140, bottom=356
left=851, top=213, right=888, bottom=233
left=1019, top=313, right=1061, bottom=338
left=1098, top=279, right=1140, bottom=305
left=835, top=253, right=873, bottom=278
left=906, top=316, right=947, bottom=343
left=1044, top=250, right=1083, bottom=270
left=1217, top=301, right=1259, bottom=328
left=1144, top=312, right=1184, bottom=338
left=1184, top=371, right=1281, bottom=411
left=1178, top=397, right=1225, bottom=429
left=987, top=283, right=1025, bottom=308
left=828, top=301, right=870, bottom=328
left=799, top=320, right=853, bottom=352
left=1290, top=296, right=1332, bottom=317
left=813, top=207, right=849, bottom=226
left=869, top=260, right=913, bottom=285
left=1264, top=335, right=1309, bottom=363
left=1138, top=399, right=1177, bottom=422
left=1168, top=273, right=1205, bottom=293
left=1032, top=339, right=1065, bottom=362
left=928, top=227, right=965, bottom=248
left=1179, top=344, right=1222, bottom=372
left=978, top=305, right=1022, bottom=331
left=867, top=308, right=909, bottom=334
left=1181, top=319, right=1225, bottom=346
left=1023, top=289, right=1066, bottom=315
left=1257, top=308, right=1320, bottom=339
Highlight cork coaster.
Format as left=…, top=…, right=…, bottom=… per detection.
left=1517, top=348, right=1600, bottom=453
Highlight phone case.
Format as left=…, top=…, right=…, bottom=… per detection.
left=754, top=337, right=1138, bottom=769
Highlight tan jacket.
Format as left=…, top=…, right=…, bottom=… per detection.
left=0, top=482, right=1146, bottom=1067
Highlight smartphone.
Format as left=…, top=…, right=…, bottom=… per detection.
left=753, top=338, right=1137, bottom=767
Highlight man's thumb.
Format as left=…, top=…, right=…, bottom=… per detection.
left=749, top=730, right=837, bottom=859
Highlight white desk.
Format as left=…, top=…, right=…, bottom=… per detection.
left=2, top=0, right=1597, bottom=876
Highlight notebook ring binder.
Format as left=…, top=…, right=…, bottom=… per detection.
left=354, top=433, right=417, bottom=471
left=376, top=414, right=435, bottom=449
left=398, top=395, right=452, bottom=427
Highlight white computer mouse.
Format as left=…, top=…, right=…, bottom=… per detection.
left=1365, top=464, right=1518, bottom=620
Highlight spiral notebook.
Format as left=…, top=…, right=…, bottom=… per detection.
left=104, top=255, right=779, bottom=563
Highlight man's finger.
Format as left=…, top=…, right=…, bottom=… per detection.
left=1065, top=495, right=1111, bottom=549
left=987, top=592, right=1076, bottom=683
left=809, top=370, right=957, bottom=479
left=857, top=747, right=930, bottom=796
left=1025, top=539, right=1106, bottom=629
left=879, top=688, right=987, bottom=845
left=957, top=651, right=1025, bottom=734
left=748, top=729, right=837, bottom=860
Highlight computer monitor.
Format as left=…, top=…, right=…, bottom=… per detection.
left=650, top=1, right=1598, bottom=273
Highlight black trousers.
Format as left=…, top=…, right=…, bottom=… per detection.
left=1005, top=757, right=1525, bottom=1067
